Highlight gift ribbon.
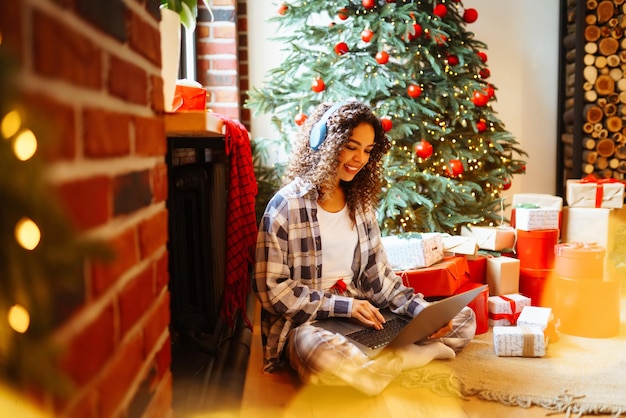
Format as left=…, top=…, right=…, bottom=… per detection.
left=579, top=174, right=622, bottom=208
left=554, top=241, right=599, bottom=256
left=488, top=295, right=522, bottom=325
left=520, top=326, right=536, bottom=357
left=330, top=278, right=347, bottom=294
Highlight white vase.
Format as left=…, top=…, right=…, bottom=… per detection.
left=160, top=8, right=181, bottom=112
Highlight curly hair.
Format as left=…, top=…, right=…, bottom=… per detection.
left=284, top=101, right=391, bottom=222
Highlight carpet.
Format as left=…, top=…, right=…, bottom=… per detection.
left=401, top=293, right=626, bottom=417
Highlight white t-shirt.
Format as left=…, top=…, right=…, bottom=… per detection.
left=316, top=204, right=358, bottom=290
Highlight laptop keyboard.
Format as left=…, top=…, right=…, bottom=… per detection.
left=345, top=317, right=410, bottom=349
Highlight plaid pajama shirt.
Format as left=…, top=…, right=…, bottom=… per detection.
left=254, top=178, right=476, bottom=394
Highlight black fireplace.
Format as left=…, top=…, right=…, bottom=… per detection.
left=166, top=134, right=253, bottom=414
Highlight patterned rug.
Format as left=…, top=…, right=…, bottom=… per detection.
left=402, top=293, right=626, bottom=417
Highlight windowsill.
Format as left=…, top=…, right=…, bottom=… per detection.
left=164, top=111, right=225, bottom=137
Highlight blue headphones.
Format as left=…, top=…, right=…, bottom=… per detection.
left=309, top=101, right=349, bottom=151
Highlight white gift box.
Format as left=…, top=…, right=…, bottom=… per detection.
left=382, top=233, right=444, bottom=269
left=460, top=225, right=516, bottom=251
left=517, top=306, right=552, bottom=331
left=441, top=234, right=479, bottom=257
left=512, top=193, right=563, bottom=210
left=493, top=325, right=546, bottom=357
left=566, top=179, right=624, bottom=209
left=514, top=207, right=560, bottom=231
left=488, top=293, right=531, bottom=326
left=486, top=257, right=520, bottom=296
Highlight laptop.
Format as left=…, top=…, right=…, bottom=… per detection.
left=315, top=284, right=487, bottom=358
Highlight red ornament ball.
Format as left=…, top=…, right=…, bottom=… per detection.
left=295, top=113, right=307, bottom=126
left=375, top=50, right=389, bottom=64
left=484, top=84, right=495, bottom=98
left=362, top=0, right=375, bottom=9
left=381, top=117, right=392, bottom=132
left=502, top=177, right=512, bottom=191
left=472, top=90, right=489, bottom=106
left=447, top=159, right=464, bottom=177
left=409, top=23, right=423, bottom=40
left=338, top=8, right=349, bottom=20
left=447, top=55, right=459, bottom=66
left=480, top=68, right=491, bottom=79
left=407, top=84, right=422, bottom=98
left=311, top=78, right=325, bottom=93
left=477, top=51, right=488, bottom=63
left=277, top=3, right=288, bottom=15
left=463, top=8, right=478, bottom=23
left=415, top=140, right=433, bottom=159
left=334, top=42, right=349, bottom=55
left=361, top=28, right=374, bottom=43
left=476, top=119, right=487, bottom=132
left=434, top=4, right=447, bottom=18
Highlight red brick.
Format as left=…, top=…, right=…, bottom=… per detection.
left=155, top=250, right=169, bottom=292
left=204, top=72, right=238, bottom=87
left=112, top=170, right=152, bottom=215
left=22, top=92, right=77, bottom=162
left=108, top=54, right=148, bottom=105
left=32, top=11, right=102, bottom=89
left=119, top=266, right=155, bottom=335
left=63, top=389, right=98, bottom=418
left=212, top=57, right=238, bottom=71
left=155, top=340, right=172, bottom=385
left=143, top=292, right=170, bottom=358
left=56, top=176, right=111, bottom=230
left=91, top=228, right=139, bottom=297
left=214, top=89, right=239, bottom=103
left=59, top=303, right=116, bottom=386
left=151, top=74, right=165, bottom=113
left=151, top=162, right=169, bottom=204
left=212, top=0, right=235, bottom=6
left=197, top=40, right=237, bottom=55
left=97, top=332, right=144, bottom=418
left=143, top=371, right=173, bottom=418
left=208, top=105, right=240, bottom=120
left=0, top=0, right=23, bottom=65
left=135, top=116, right=166, bottom=157
left=237, top=16, right=247, bottom=32
left=83, top=108, right=131, bottom=158
left=127, top=10, right=161, bottom=66
left=138, top=209, right=168, bottom=259
left=213, top=24, right=236, bottom=39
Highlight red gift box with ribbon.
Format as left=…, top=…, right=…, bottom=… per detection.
left=566, top=175, right=625, bottom=209
left=398, top=256, right=470, bottom=298
left=488, top=293, right=531, bottom=326
left=455, top=282, right=489, bottom=334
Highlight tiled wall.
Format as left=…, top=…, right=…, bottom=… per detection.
left=1, top=0, right=172, bottom=416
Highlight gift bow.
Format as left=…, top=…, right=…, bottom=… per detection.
left=579, top=175, right=623, bottom=208
left=554, top=241, right=599, bottom=256
left=330, top=278, right=347, bottom=294
left=488, top=295, right=522, bottom=325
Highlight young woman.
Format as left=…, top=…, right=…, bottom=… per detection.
left=254, top=101, right=476, bottom=396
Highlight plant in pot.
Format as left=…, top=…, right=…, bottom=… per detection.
left=159, top=0, right=210, bottom=111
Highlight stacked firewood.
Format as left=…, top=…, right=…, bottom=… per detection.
left=562, top=0, right=626, bottom=180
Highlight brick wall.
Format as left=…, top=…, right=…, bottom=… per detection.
left=197, top=0, right=249, bottom=128
left=1, top=0, right=172, bottom=417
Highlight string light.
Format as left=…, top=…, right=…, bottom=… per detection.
left=15, top=217, right=41, bottom=251
left=13, top=129, right=38, bottom=161
left=8, top=304, right=30, bottom=333
left=1, top=109, right=21, bottom=138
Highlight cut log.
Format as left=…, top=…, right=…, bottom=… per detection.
left=607, top=55, right=621, bottom=67
left=583, top=163, right=596, bottom=174
left=597, top=1, right=615, bottom=23
left=595, top=74, right=616, bottom=95
left=599, top=37, right=619, bottom=55
left=595, top=55, right=608, bottom=68
left=585, top=90, right=599, bottom=102
left=583, top=150, right=599, bottom=164
left=586, top=14, right=598, bottom=24
left=609, top=67, right=623, bottom=80
left=561, top=133, right=574, bottom=144
left=584, top=104, right=604, bottom=123
left=618, top=78, right=626, bottom=91
left=619, top=160, right=626, bottom=173
left=584, top=122, right=595, bottom=134
left=584, top=53, right=596, bottom=66
left=606, top=115, right=623, bottom=132
left=609, top=158, right=620, bottom=169
left=604, top=102, right=617, bottom=116
left=596, top=156, right=609, bottom=170
left=585, top=42, right=599, bottom=54
left=587, top=0, right=598, bottom=11
left=585, top=25, right=602, bottom=41
left=597, top=138, right=616, bottom=156
left=607, top=92, right=620, bottom=103
left=584, top=137, right=598, bottom=149
left=615, top=144, right=626, bottom=159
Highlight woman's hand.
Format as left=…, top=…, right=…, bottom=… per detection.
left=351, top=299, right=386, bottom=330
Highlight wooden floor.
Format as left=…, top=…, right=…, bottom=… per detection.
left=236, top=302, right=566, bottom=418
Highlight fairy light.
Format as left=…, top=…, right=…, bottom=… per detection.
left=1, top=109, right=21, bottom=139
left=15, top=217, right=41, bottom=251
left=8, top=304, right=30, bottom=333
left=13, top=129, right=38, bottom=161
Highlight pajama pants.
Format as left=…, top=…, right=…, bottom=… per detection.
left=286, top=306, right=476, bottom=396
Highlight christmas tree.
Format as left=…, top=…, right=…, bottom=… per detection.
left=246, top=0, right=527, bottom=235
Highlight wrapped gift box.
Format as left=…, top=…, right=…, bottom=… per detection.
left=493, top=325, right=546, bottom=357
left=514, top=207, right=560, bottom=231
left=510, top=194, right=563, bottom=231
left=382, top=233, right=444, bottom=269
left=517, top=306, right=552, bottom=331
left=399, top=256, right=470, bottom=297
left=561, top=207, right=626, bottom=281
left=488, top=293, right=531, bottom=326
left=486, top=256, right=520, bottom=296
left=467, top=255, right=487, bottom=284
left=441, top=234, right=479, bottom=257
left=519, top=268, right=552, bottom=307
left=456, top=282, right=489, bottom=334
left=554, top=242, right=605, bottom=281
left=460, top=226, right=516, bottom=251
left=516, top=229, right=558, bottom=270
left=566, top=177, right=624, bottom=209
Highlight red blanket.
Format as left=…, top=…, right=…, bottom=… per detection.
left=215, top=114, right=258, bottom=329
